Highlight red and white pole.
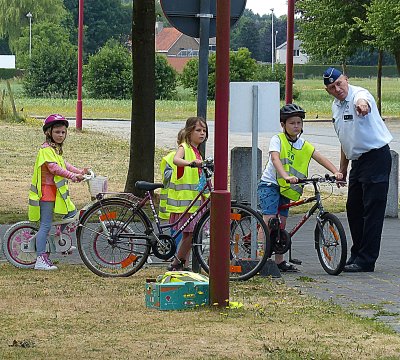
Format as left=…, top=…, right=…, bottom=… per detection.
left=76, top=0, right=84, bottom=130
left=209, top=0, right=231, bottom=307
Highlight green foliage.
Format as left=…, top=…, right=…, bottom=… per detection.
left=293, top=64, right=399, bottom=78
left=21, top=22, right=78, bottom=98
left=63, top=0, right=132, bottom=55
left=0, top=0, right=66, bottom=49
left=0, top=69, right=22, bottom=80
left=84, top=39, right=132, bottom=99
left=296, top=0, right=370, bottom=65
left=180, top=48, right=258, bottom=99
left=355, top=0, right=400, bottom=74
left=155, top=55, right=177, bottom=99
left=13, top=21, right=73, bottom=69
left=230, top=9, right=288, bottom=63
left=253, top=63, right=299, bottom=100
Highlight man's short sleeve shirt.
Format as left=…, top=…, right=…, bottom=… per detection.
left=331, top=85, right=392, bottom=160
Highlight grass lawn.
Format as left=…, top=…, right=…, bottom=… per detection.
left=1, top=264, right=400, bottom=359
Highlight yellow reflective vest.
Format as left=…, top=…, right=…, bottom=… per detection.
left=159, top=151, right=175, bottom=220
left=28, top=146, right=76, bottom=221
left=277, top=133, right=314, bottom=201
left=160, top=143, right=204, bottom=218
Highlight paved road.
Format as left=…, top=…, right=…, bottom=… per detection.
left=71, top=118, right=400, bottom=195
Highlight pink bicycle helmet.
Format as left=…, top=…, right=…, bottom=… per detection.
left=43, top=114, right=69, bottom=132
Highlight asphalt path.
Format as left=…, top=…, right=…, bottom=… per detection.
left=71, top=118, right=400, bottom=195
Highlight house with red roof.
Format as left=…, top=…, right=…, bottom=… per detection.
left=155, top=22, right=216, bottom=73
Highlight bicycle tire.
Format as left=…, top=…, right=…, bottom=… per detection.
left=2, top=221, right=38, bottom=269
left=77, top=197, right=152, bottom=277
left=193, top=202, right=270, bottom=281
left=314, top=213, right=347, bottom=275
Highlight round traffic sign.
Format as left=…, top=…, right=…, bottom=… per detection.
left=160, top=0, right=246, bottom=38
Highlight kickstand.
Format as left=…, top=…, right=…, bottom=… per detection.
left=289, top=246, right=302, bottom=265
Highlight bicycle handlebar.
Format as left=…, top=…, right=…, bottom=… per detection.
left=286, top=174, right=345, bottom=184
left=82, top=169, right=95, bottom=181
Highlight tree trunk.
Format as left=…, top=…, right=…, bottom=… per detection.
left=125, top=0, right=155, bottom=195
left=377, top=50, right=383, bottom=116
left=394, top=49, right=400, bottom=77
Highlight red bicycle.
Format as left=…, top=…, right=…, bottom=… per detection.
left=268, top=175, right=347, bottom=275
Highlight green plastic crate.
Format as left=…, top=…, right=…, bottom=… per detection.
left=145, top=281, right=209, bottom=311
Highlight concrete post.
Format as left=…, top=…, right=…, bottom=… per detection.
left=230, top=147, right=262, bottom=203
left=385, top=150, right=399, bottom=218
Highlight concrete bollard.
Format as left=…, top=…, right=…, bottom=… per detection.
left=385, top=150, right=399, bottom=218
left=230, top=147, right=262, bottom=203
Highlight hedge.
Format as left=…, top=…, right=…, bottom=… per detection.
left=293, top=65, right=399, bottom=79
left=0, top=69, right=23, bottom=80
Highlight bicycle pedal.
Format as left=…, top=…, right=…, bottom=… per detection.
left=289, top=258, right=302, bottom=265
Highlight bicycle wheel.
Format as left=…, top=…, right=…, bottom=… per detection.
left=77, top=198, right=152, bottom=277
left=2, top=221, right=38, bottom=269
left=315, top=213, right=347, bottom=275
left=193, top=203, right=270, bottom=281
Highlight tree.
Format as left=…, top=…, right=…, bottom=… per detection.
left=231, top=16, right=261, bottom=60
left=13, top=20, right=72, bottom=68
left=125, top=0, right=155, bottom=195
left=63, top=0, right=132, bottom=55
left=0, top=0, right=66, bottom=50
left=23, top=38, right=77, bottom=98
left=85, top=39, right=132, bottom=99
left=356, top=0, right=400, bottom=75
left=155, top=55, right=177, bottom=99
left=296, top=0, right=370, bottom=69
left=181, top=48, right=258, bottom=99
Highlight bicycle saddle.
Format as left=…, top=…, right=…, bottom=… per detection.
left=135, top=181, right=164, bottom=191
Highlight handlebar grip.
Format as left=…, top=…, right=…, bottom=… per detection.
left=189, top=161, right=197, bottom=168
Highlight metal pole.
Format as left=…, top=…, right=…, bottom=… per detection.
left=26, top=12, right=32, bottom=59
left=251, top=85, right=258, bottom=259
left=210, top=0, right=231, bottom=307
left=271, top=8, right=274, bottom=71
left=197, top=0, right=211, bottom=159
left=285, top=0, right=295, bottom=103
left=76, top=0, right=84, bottom=130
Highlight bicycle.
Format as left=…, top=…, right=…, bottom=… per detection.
left=267, top=175, right=348, bottom=275
left=76, top=158, right=270, bottom=280
left=1, top=171, right=105, bottom=269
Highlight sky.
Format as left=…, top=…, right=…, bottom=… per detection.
left=245, top=0, right=288, bottom=17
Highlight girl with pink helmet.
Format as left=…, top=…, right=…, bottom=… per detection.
left=28, top=114, right=90, bottom=270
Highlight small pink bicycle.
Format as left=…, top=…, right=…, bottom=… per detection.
left=1, top=171, right=107, bottom=269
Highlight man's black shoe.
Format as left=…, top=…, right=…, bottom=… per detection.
left=346, top=256, right=356, bottom=266
left=343, top=263, right=374, bottom=273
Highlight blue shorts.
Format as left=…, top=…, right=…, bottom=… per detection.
left=257, top=181, right=290, bottom=217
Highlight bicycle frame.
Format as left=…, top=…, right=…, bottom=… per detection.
left=278, top=181, right=326, bottom=238
left=139, top=177, right=212, bottom=241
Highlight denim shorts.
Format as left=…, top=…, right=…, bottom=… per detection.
left=257, top=181, right=290, bottom=217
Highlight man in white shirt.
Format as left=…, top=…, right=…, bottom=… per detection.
left=324, top=67, right=393, bottom=272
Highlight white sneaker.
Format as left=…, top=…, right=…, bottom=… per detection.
left=34, top=254, right=58, bottom=270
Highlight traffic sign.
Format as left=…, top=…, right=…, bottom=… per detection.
left=160, top=0, right=246, bottom=38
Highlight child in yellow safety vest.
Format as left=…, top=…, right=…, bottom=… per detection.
left=257, top=104, right=343, bottom=272
left=160, top=117, right=208, bottom=271
left=28, top=114, right=90, bottom=271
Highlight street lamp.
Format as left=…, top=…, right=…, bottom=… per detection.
left=270, top=8, right=274, bottom=71
left=26, top=12, right=32, bottom=58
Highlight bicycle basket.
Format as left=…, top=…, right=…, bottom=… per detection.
left=88, top=176, right=108, bottom=197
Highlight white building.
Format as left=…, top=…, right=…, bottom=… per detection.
left=276, top=38, right=309, bottom=65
